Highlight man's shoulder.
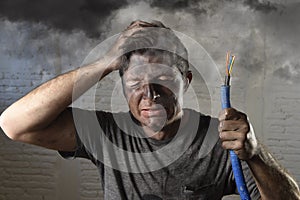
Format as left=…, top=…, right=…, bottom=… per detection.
left=184, top=108, right=218, bottom=125
left=69, top=107, right=130, bottom=119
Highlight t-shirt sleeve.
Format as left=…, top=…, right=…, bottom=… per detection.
left=58, top=107, right=108, bottom=163
left=58, top=127, right=92, bottom=160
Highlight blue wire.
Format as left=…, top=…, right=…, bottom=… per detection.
left=221, top=85, right=251, bottom=200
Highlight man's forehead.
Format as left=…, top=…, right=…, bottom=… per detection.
left=125, top=63, right=180, bottom=78
left=128, top=53, right=173, bottom=67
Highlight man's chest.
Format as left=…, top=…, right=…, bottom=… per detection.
left=101, top=145, right=230, bottom=200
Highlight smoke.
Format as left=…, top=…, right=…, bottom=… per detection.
left=0, top=0, right=281, bottom=39
left=147, top=0, right=279, bottom=15
left=0, top=0, right=129, bottom=38
left=0, top=0, right=298, bottom=81
left=0, top=19, right=98, bottom=73
left=274, top=62, right=300, bottom=83
left=243, top=0, right=278, bottom=13
left=260, top=2, right=300, bottom=81
left=146, top=0, right=207, bottom=15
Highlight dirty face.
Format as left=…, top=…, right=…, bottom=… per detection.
left=122, top=53, right=189, bottom=132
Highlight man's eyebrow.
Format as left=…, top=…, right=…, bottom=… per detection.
left=125, top=76, right=142, bottom=80
left=153, top=70, right=178, bottom=76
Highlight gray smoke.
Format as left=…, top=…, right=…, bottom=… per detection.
left=0, top=0, right=281, bottom=39
left=147, top=0, right=279, bottom=14
left=0, top=0, right=129, bottom=38
left=274, top=62, right=300, bottom=83
left=1, top=0, right=298, bottom=82
left=146, top=0, right=207, bottom=15
left=243, top=0, right=278, bottom=13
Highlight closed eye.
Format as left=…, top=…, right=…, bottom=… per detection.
left=157, top=75, right=174, bottom=81
left=126, top=80, right=141, bottom=88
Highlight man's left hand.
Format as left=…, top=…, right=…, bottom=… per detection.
left=218, top=108, right=259, bottom=160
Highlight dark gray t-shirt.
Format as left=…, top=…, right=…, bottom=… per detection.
left=60, top=108, right=260, bottom=200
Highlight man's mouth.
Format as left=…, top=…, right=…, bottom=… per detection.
left=140, top=107, right=166, bottom=118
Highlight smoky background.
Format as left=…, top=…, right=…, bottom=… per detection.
left=0, top=0, right=299, bottom=199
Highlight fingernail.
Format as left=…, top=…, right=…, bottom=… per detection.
left=219, top=132, right=223, bottom=138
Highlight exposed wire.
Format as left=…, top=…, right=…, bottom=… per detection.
left=225, top=52, right=236, bottom=85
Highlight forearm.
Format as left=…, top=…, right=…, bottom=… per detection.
left=247, top=143, right=300, bottom=200
left=0, top=58, right=113, bottom=138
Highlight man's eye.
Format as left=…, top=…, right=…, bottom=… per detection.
left=158, top=76, right=174, bottom=81
left=126, top=81, right=140, bottom=88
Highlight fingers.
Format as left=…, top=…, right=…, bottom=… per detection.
left=105, top=21, right=162, bottom=71
left=221, top=140, right=244, bottom=151
left=218, top=108, right=255, bottom=160
left=218, top=108, right=260, bottom=160
left=122, top=20, right=163, bottom=39
left=118, top=27, right=159, bottom=52
left=219, top=130, right=247, bottom=150
left=120, top=27, right=153, bottom=45
left=219, top=131, right=247, bottom=142
left=119, top=20, right=169, bottom=52
left=121, top=27, right=145, bottom=38
left=219, top=130, right=248, bottom=160
left=126, top=20, right=157, bottom=30
left=220, top=134, right=253, bottom=160
left=111, top=27, right=146, bottom=53
left=218, top=108, right=247, bottom=121
left=218, top=120, right=250, bottom=133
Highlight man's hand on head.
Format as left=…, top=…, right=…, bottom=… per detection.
left=104, top=20, right=159, bottom=72
left=125, top=20, right=158, bottom=30
left=218, top=108, right=259, bottom=160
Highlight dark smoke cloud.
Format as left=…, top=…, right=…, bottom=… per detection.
left=0, top=0, right=280, bottom=38
left=0, top=0, right=129, bottom=38
left=243, top=0, right=278, bottom=13
left=147, top=0, right=207, bottom=14
left=149, top=0, right=189, bottom=10
left=147, top=0, right=279, bottom=14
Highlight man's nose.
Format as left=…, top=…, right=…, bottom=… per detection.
left=142, top=84, right=158, bottom=100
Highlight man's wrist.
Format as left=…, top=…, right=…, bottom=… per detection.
left=102, top=54, right=121, bottom=72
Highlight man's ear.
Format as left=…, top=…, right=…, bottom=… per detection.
left=184, top=70, right=192, bottom=92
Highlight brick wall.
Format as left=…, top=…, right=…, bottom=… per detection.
left=263, top=77, right=300, bottom=180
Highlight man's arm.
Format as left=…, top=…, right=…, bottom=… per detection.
left=0, top=60, right=114, bottom=151
left=219, top=108, right=300, bottom=200
left=0, top=22, right=149, bottom=151
left=247, top=144, right=300, bottom=200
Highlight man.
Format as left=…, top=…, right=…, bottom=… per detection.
left=0, top=20, right=299, bottom=199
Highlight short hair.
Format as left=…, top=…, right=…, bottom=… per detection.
left=118, top=20, right=189, bottom=77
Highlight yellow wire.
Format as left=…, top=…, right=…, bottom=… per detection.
left=228, top=55, right=235, bottom=75
left=226, top=52, right=230, bottom=75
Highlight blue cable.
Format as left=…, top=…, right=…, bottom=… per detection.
left=221, top=85, right=251, bottom=200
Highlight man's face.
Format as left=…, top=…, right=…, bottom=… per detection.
left=122, top=53, right=187, bottom=132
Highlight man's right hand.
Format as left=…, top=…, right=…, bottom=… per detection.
left=104, top=20, right=160, bottom=71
